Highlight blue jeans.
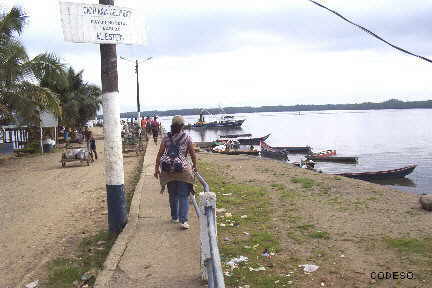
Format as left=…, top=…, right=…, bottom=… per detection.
left=167, top=181, right=190, bottom=223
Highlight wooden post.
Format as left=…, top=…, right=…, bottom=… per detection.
left=100, top=0, right=128, bottom=234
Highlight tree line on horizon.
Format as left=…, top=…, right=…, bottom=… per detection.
left=115, top=99, right=432, bottom=119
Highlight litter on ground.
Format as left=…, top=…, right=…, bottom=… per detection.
left=226, top=256, right=248, bottom=270
left=249, top=266, right=266, bottom=272
left=25, top=280, right=39, bottom=288
left=299, top=264, right=319, bottom=273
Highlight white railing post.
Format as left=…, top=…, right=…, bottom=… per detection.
left=199, top=192, right=216, bottom=281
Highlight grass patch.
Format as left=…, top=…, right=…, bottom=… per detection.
left=46, top=231, right=117, bottom=288
left=296, top=224, right=315, bottom=231
left=270, top=183, right=285, bottom=191
left=291, top=177, right=315, bottom=189
left=385, top=238, right=432, bottom=255
left=125, top=150, right=145, bottom=211
left=308, top=230, right=330, bottom=240
left=198, top=159, right=288, bottom=287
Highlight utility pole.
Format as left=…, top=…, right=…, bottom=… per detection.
left=135, top=60, right=140, bottom=123
left=120, top=56, right=152, bottom=127
left=99, top=0, right=127, bottom=234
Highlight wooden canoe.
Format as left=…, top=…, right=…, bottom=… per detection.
left=335, top=165, right=416, bottom=181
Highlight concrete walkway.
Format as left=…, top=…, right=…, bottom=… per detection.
left=96, top=140, right=203, bottom=288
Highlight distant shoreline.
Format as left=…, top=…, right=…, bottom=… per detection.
left=97, top=99, right=432, bottom=118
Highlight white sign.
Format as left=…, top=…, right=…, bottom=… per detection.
left=40, top=110, right=58, bottom=128
left=59, top=2, right=146, bottom=44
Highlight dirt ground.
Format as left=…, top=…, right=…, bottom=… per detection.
left=0, top=127, right=142, bottom=288
left=198, top=152, right=432, bottom=288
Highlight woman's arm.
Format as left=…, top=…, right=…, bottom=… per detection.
left=154, top=142, right=165, bottom=178
left=188, top=141, right=197, bottom=171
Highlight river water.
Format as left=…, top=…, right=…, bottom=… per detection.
left=159, top=109, right=432, bottom=194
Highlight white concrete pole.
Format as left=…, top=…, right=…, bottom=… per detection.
left=40, top=127, right=43, bottom=153
left=100, top=0, right=128, bottom=234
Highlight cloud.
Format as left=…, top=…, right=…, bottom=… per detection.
left=2, top=0, right=431, bottom=112
left=14, top=0, right=432, bottom=58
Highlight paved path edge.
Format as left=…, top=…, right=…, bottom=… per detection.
left=94, top=152, right=146, bottom=288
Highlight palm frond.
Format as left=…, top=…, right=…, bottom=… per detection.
left=26, top=52, right=66, bottom=84
left=0, top=37, right=28, bottom=84
left=0, top=7, right=27, bottom=38
left=4, top=82, right=61, bottom=119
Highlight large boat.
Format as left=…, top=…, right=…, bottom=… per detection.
left=335, top=165, right=417, bottom=181
left=185, top=111, right=245, bottom=129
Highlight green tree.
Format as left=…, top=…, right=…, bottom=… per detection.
left=42, top=67, right=102, bottom=128
left=0, top=7, right=65, bottom=125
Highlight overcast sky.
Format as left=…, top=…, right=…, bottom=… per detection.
left=2, top=0, right=432, bottom=112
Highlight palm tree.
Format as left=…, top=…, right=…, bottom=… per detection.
left=0, top=7, right=65, bottom=125
left=41, top=67, right=102, bottom=128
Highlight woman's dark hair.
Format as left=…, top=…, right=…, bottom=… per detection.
left=171, top=123, right=184, bottom=134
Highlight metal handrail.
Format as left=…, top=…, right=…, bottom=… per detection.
left=194, top=171, right=225, bottom=288
left=195, top=171, right=210, bottom=192
left=206, top=206, right=225, bottom=287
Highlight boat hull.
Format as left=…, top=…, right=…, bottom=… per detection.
left=219, top=133, right=252, bottom=138
left=238, top=134, right=271, bottom=145
left=212, top=150, right=259, bottom=156
left=306, top=156, right=358, bottom=163
left=261, top=148, right=289, bottom=161
left=272, top=146, right=312, bottom=154
left=336, top=165, right=416, bottom=181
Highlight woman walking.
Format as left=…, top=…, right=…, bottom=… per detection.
left=154, top=116, right=197, bottom=229
left=151, top=116, right=160, bottom=144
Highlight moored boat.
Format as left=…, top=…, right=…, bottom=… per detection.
left=212, top=150, right=260, bottom=156
left=260, top=141, right=289, bottom=160
left=185, top=112, right=245, bottom=129
left=219, top=133, right=252, bottom=138
left=309, top=149, right=336, bottom=157
left=211, top=139, right=259, bottom=155
left=238, top=134, right=271, bottom=145
left=271, top=146, right=312, bottom=154
left=306, top=155, right=358, bottom=163
left=335, top=165, right=417, bottom=181
left=185, top=119, right=245, bottom=129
